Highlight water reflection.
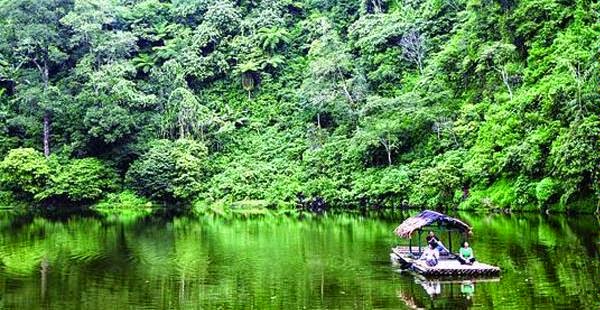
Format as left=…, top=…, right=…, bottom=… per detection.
left=460, top=280, right=474, bottom=299
left=419, top=280, right=441, bottom=297
left=394, top=212, right=600, bottom=309
left=0, top=211, right=596, bottom=309
left=397, top=277, right=498, bottom=309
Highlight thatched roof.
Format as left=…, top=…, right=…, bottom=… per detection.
left=394, top=210, right=472, bottom=238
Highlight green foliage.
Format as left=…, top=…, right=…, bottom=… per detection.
left=257, top=27, right=291, bottom=51
left=132, top=53, right=155, bottom=73
left=0, top=0, right=598, bottom=212
left=460, top=178, right=520, bottom=211
left=351, top=167, right=412, bottom=205
left=549, top=116, right=600, bottom=205
left=535, top=177, right=557, bottom=206
left=162, top=88, right=214, bottom=140
left=0, top=148, right=50, bottom=200
left=93, top=190, right=153, bottom=215
left=37, top=157, right=118, bottom=203
left=126, top=139, right=208, bottom=203
left=0, top=148, right=116, bottom=204
left=411, top=151, right=464, bottom=208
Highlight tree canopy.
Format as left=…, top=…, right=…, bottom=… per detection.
left=0, top=0, right=598, bottom=213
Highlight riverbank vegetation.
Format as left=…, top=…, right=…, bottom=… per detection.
left=0, top=0, right=598, bottom=213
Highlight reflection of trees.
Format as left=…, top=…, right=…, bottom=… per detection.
left=397, top=289, right=422, bottom=309
left=0, top=213, right=597, bottom=309
left=159, top=215, right=404, bottom=309
left=457, top=213, right=600, bottom=309
left=0, top=213, right=405, bottom=309
left=0, top=217, right=106, bottom=275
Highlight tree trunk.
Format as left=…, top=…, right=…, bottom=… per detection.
left=371, top=0, right=383, bottom=13
left=43, top=111, right=50, bottom=157
left=381, top=137, right=392, bottom=166
left=41, top=256, right=49, bottom=301
left=336, top=68, right=355, bottom=107
left=42, top=60, right=51, bottom=157
left=317, top=112, right=321, bottom=129
left=499, top=67, right=513, bottom=101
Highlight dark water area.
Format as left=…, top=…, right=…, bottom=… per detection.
left=0, top=211, right=598, bottom=309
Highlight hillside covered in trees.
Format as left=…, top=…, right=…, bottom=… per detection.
left=0, top=0, right=598, bottom=213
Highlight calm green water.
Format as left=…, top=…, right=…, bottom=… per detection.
left=0, top=211, right=598, bottom=309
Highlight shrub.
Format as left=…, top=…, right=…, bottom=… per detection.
left=459, top=178, right=519, bottom=211
left=126, top=139, right=208, bottom=203
left=410, top=151, right=464, bottom=208
left=0, top=148, right=118, bottom=204
left=0, top=148, right=51, bottom=200
left=535, top=177, right=557, bottom=207
left=94, top=190, right=152, bottom=215
left=38, top=158, right=119, bottom=203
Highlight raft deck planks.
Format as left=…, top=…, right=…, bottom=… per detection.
left=391, top=246, right=501, bottom=277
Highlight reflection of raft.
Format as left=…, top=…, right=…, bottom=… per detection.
left=391, top=246, right=500, bottom=277
left=395, top=274, right=500, bottom=309
left=390, top=210, right=501, bottom=277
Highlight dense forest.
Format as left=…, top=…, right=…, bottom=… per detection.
left=0, top=0, right=598, bottom=213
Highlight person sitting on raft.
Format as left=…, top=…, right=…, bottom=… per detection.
left=426, top=231, right=450, bottom=254
left=420, top=244, right=440, bottom=266
left=458, top=241, right=476, bottom=265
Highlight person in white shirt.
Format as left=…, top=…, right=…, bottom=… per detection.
left=420, top=243, right=440, bottom=266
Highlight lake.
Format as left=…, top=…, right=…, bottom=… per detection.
left=0, top=211, right=597, bottom=309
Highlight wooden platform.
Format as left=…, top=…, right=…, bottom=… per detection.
left=390, top=246, right=501, bottom=277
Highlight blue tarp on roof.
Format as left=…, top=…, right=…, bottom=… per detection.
left=394, top=210, right=472, bottom=238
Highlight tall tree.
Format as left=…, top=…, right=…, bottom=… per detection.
left=0, top=0, right=71, bottom=156
left=399, top=29, right=426, bottom=75
left=300, top=19, right=368, bottom=128
left=61, top=0, right=137, bottom=68
left=477, top=42, right=517, bottom=101
left=162, top=87, right=214, bottom=141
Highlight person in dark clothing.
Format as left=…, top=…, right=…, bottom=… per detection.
left=426, top=231, right=439, bottom=247
left=426, top=231, right=449, bottom=254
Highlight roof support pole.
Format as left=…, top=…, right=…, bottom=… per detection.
left=448, top=230, right=452, bottom=253
left=418, top=229, right=422, bottom=255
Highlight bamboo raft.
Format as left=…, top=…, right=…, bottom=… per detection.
left=390, top=210, right=501, bottom=278
left=391, top=246, right=501, bottom=277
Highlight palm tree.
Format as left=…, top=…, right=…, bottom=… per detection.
left=152, top=22, right=179, bottom=41
left=153, top=43, right=179, bottom=61
left=257, top=27, right=290, bottom=52
left=237, top=60, right=261, bottom=99
left=132, top=53, right=155, bottom=73
left=262, top=54, right=286, bottom=70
